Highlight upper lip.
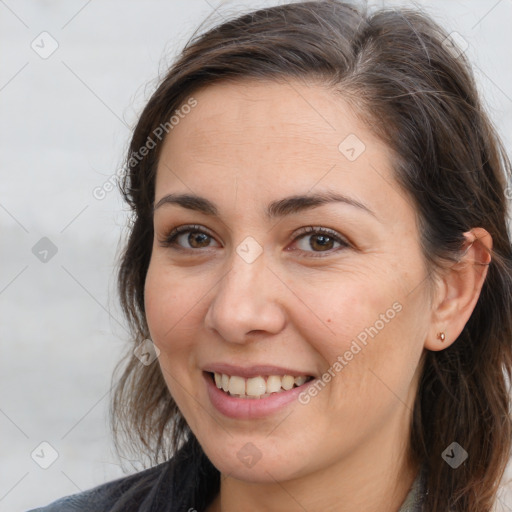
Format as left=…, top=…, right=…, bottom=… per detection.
left=203, top=363, right=315, bottom=379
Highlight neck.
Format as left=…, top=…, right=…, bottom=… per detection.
left=207, top=421, right=420, bottom=512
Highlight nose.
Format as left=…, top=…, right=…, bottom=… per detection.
left=204, top=248, right=287, bottom=344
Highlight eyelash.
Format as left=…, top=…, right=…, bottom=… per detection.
left=159, top=224, right=350, bottom=257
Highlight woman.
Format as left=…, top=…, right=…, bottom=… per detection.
left=31, top=1, right=512, bottom=511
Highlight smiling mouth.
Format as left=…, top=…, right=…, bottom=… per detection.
left=208, top=371, right=315, bottom=399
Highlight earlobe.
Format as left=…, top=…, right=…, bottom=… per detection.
left=425, top=228, right=492, bottom=352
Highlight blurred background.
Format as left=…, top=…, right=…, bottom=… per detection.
left=1, top=0, right=511, bottom=510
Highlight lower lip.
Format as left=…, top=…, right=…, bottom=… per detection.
left=203, top=372, right=315, bottom=419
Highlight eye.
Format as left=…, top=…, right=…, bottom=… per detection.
left=159, top=224, right=220, bottom=250
left=290, top=226, right=350, bottom=257
left=159, top=224, right=350, bottom=256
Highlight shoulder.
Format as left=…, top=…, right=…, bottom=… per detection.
left=27, top=460, right=171, bottom=512
left=27, top=436, right=220, bottom=512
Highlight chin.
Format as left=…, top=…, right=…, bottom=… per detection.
left=200, top=438, right=309, bottom=483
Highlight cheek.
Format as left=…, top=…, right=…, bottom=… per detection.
left=143, top=262, right=199, bottom=387
left=143, top=257, right=223, bottom=379
left=291, top=273, right=396, bottom=360
left=292, top=271, right=425, bottom=407
left=144, top=259, right=199, bottom=344
left=144, top=266, right=173, bottom=343
left=144, top=264, right=204, bottom=415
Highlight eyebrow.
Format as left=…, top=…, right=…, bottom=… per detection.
left=153, top=191, right=376, bottom=219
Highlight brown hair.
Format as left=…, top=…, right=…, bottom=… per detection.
left=111, top=1, right=512, bottom=510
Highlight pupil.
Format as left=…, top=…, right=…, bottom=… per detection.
left=190, top=232, right=209, bottom=248
left=312, top=235, right=332, bottom=251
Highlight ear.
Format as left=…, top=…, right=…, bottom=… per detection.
left=424, top=227, right=492, bottom=351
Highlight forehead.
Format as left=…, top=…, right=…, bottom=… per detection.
left=155, top=79, right=410, bottom=227
left=163, top=79, right=368, bottom=165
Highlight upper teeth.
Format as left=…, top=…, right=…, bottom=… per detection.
left=213, top=372, right=311, bottom=398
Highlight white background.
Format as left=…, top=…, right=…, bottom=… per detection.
left=1, top=1, right=511, bottom=510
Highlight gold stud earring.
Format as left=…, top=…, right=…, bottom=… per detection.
left=437, top=332, right=446, bottom=342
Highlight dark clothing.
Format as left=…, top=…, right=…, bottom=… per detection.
left=28, top=436, right=426, bottom=511
left=28, top=437, right=219, bottom=512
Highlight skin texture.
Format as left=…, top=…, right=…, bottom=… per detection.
left=144, top=80, right=491, bottom=512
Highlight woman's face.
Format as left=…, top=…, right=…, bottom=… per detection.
left=145, top=80, right=433, bottom=483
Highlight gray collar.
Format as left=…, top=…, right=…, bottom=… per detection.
left=398, top=467, right=427, bottom=512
